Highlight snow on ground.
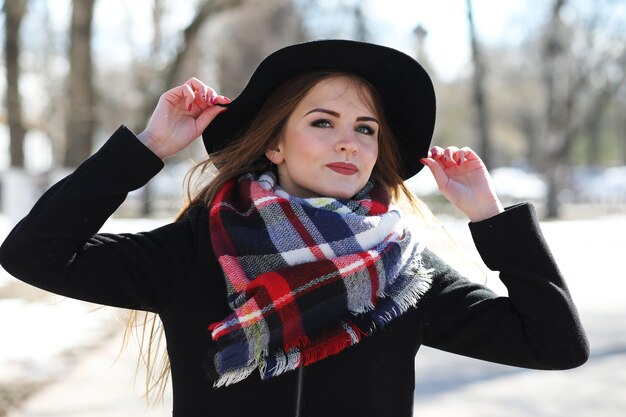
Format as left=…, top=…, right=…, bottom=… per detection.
left=413, top=212, right=626, bottom=417
left=0, top=298, right=115, bottom=383
left=0, top=216, right=168, bottom=387
left=434, top=211, right=626, bottom=315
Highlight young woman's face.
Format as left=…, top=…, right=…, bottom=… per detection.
left=267, top=76, right=379, bottom=199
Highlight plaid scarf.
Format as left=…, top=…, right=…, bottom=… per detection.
left=208, top=172, right=431, bottom=387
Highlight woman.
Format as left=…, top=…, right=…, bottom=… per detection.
left=0, top=40, right=588, bottom=417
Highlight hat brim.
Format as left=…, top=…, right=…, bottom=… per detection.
left=202, top=39, right=436, bottom=179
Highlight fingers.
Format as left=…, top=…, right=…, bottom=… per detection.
left=185, top=77, right=211, bottom=110
left=419, top=155, right=448, bottom=192
left=427, top=146, right=477, bottom=167
left=186, top=77, right=232, bottom=112
left=164, top=77, right=231, bottom=112
left=195, top=103, right=229, bottom=131
left=419, top=146, right=482, bottom=190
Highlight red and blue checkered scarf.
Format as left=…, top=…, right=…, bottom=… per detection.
left=208, top=172, right=431, bottom=387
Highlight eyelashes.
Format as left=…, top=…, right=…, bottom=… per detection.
left=355, top=125, right=375, bottom=135
left=311, top=119, right=332, bottom=128
left=310, top=119, right=376, bottom=136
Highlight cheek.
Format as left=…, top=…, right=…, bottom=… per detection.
left=288, top=136, right=324, bottom=162
left=364, top=142, right=379, bottom=168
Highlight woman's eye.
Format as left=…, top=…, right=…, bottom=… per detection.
left=311, top=119, right=332, bottom=128
left=355, top=125, right=376, bottom=135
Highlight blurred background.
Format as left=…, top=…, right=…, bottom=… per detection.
left=0, top=0, right=624, bottom=416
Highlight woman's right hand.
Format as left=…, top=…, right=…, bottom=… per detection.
left=137, top=77, right=230, bottom=159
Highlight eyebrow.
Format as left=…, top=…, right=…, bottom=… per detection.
left=305, top=108, right=379, bottom=125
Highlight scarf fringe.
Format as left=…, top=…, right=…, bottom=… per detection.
left=213, top=363, right=257, bottom=388
left=352, top=252, right=432, bottom=321
left=373, top=274, right=433, bottom=328
left=260, top=348, right=301, bottom=379
left=299, top=322, right=364, bottom=368
left=259, top=321, right=365, bottom=380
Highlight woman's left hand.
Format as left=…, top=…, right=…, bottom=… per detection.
left=420, top=146, right=504, bottom=222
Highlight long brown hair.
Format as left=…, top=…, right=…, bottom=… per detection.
left=125, top=71, right=422, bottom=403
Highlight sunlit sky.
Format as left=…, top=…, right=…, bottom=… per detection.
left=35, top=0, right=533, bottom=82
left=364, top=0, right=531, bottom=80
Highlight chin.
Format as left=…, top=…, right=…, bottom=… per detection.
left=300, top=178, right=366, bottom=199
left=320, top=187, right=360, bottom=200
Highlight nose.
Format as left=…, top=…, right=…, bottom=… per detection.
left=335, top=130, right=358, bottom=154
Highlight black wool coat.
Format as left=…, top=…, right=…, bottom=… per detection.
left=0, top=126, right=589, bottom=417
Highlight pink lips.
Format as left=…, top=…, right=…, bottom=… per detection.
left=326, top=162, right=358, bottom=175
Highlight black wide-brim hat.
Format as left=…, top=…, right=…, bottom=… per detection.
left=202, top=39, right=436, bottom=179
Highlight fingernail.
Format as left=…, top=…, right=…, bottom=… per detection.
left=201, top=93, right=207, bottom=101
left=431, top=149, right=438, bottom=158
left=419, top=158, right=428, bottom=165
left=210, top=96, right=217, bottom=105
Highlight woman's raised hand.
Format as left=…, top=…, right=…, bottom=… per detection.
left=138, top=77, right=230, bottom=160
left=420, top=146, right=504, bottom=222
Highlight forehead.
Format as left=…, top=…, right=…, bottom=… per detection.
left=297, top=76, right=377, bottom=114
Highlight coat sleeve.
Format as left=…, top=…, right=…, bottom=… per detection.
left=421, top=203, right=589, bottom=370
left=0, top=125, right=199, bottom=312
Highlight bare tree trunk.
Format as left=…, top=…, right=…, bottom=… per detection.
left=64, top=0, right=96, bottom=168
left=541, top=0, right=569, bottom=218
left=40, top=0, right=66, bottom=168
left=466, top=0, right=493, bottom=168
left=352, top=4, right=368, bottom=42
left=584, top=89, right=611, bottom=166
left=518, top=113, right=536, bottom=167
left=3, top=0, right=28, bottom=168
left=622, top=114, right=626, bottom=164
left=585, top=50, right=626, bottom=166
left=152, top=0, right=165, bottom=55
left=139, top=0, right=167, bottom=218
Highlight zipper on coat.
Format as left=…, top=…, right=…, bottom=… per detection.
left=294, top=367, right=304, bottom=417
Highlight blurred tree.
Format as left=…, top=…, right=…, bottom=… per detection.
left=139, top=0, right=167, bottom=217
left=466, top=0, right=493, bottom=168
left=351, top=2, right=368, bottom=42
left=152, top=0, right=165, bottom=55
left=163, top=0, right=247, bottom=95
left=538, top=0, right=626, bottom=217
left=483, top=0, right=626, bottom=216
left=3, top=0, right=28, bottom=168
left=39, top=0, right=68, bottom=169
left=64, top=0, right=96, bottom=168
left=136, top=0, right=248, bottom=133
left=215, top=0, right=309, bottom=99
left=299, top=0, right=371, bottom=43
left=412, top=24, right=430, bottom=70
left=538, top=0, right=569, bottom=217
left=622, top=102, right=626, bottom=164
left=582, top=49, right=626, bottom=166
